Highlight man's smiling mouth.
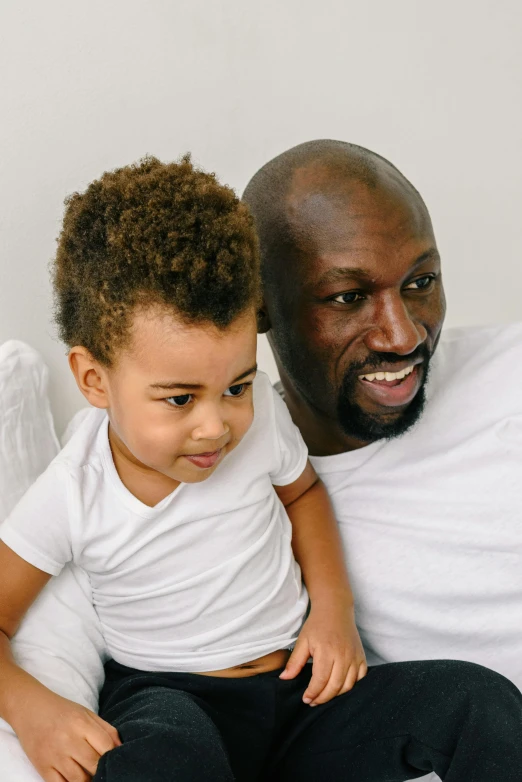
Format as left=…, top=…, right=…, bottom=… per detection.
left=356, top=362, right=424, bottom=407
left=359, top=364, right=415, bottom=383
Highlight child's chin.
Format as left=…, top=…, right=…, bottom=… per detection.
left=171, top=461, right=216, bottom=484
left=184, top=470, right=216, bottom=483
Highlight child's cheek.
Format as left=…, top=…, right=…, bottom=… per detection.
left=235, top=403, right=255, bottom=443
left=136, top=426, right=182, bottom=469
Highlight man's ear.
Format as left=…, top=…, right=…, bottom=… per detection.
left=257, top=302, right=271, bottom=334
left=68, top=347, right=110, bottom=409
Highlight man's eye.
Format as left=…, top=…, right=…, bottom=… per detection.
left=224, top=384, right=246, bottom=397
left=166, top=394, right=192, bottom=407
left=332, top=292, right=364, bottom=304
left=405, top=275, right=435, bottom=291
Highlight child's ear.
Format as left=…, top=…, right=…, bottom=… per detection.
left=68, top=347, right=110, bottom=409
left=257, top=302, right=271, bottom=334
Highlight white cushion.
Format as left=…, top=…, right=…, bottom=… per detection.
left=0, top=341, right=59, bottom=521
left=0, top=342, right=106, bottom=781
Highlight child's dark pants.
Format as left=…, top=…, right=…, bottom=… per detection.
left=94, top=658, right=522, bottom=782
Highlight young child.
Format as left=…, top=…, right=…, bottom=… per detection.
left=0, top=156, right=367, bottom=782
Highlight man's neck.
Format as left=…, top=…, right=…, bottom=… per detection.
left=278, top=372, right=371, bottom=457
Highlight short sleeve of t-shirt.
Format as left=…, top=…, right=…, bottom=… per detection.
left=268, top=384, right=309, bottom=486
left=0, top=462, right=72, bottom=576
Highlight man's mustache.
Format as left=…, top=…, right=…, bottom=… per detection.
left=347, top=345, right=431, bottom=376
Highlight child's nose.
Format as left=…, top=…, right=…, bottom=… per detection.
left=192, top=407, right=229, bottom=441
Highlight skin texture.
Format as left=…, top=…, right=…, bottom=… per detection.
left=243, top=141, right=447, bottom=455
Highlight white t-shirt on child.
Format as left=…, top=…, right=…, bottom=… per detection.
left=1, top=371, right=309, bottom=673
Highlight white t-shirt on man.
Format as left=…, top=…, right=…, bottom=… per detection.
left=310, top=323, right=522, bottom=692
left=0, top=371, right=309, bottom=673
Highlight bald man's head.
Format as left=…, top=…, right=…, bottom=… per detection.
left=243, top=140, right=445, bottom=454
left=242, top=140, right=425, bottom=299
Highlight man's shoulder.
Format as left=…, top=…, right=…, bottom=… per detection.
left=427, top=322, right=522, bottom=416
left=434, top=322, right=522, bottom=377
left=439, top=322, right=522, bottom=352
left=273, top=379, right=285, bottom=399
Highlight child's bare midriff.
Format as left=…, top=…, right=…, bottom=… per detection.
left=197, top=649, right=291, bottom=678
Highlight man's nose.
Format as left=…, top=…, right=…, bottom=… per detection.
left=191, top=404, right=229, bottom=441
left=364, top=293, right=427, bottom=355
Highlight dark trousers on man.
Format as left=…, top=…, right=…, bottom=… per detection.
left=94, top=658, right=522, bottom=782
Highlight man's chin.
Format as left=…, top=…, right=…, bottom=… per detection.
left=337, top=385, right=427, bottom=443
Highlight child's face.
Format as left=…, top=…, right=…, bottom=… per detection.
left=103, top=307, right=258, bottom=484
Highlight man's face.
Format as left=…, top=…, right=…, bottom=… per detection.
left=268, top=179, right=446, bottom=445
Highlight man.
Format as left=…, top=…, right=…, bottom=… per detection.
left=243, top=139, right=522, bottom=778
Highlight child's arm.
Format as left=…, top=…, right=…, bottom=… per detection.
left=274, top=461, right=367, bottom=706
left=0, top=542, right=121, bottom=782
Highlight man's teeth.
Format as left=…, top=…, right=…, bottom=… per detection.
left=359, top=365, right=415, bottom=382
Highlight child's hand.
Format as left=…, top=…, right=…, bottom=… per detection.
left=279, top=601, right=367, bottom=706
left=10, top=682, right=121, bottom=782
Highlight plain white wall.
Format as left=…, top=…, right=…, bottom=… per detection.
left=1, top=0, right=521, bottom=435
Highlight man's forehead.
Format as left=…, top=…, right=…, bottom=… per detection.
left=286, top=173, right=435, bottom=271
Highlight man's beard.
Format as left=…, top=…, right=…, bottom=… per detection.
left=336, top=347, right=432, bottom=442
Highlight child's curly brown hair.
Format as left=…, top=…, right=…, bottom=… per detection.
left=53, top=155, right=260, bottom=365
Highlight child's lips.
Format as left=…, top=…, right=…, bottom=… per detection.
left=184, top=448, right=223, bottom=469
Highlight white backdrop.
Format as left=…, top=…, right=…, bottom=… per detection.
left=1, top=0, right=521, bottom=435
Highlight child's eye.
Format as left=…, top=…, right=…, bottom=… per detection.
left=224, top=383, right=247, bottom=397
left=166, top=394, right=192, bottom=407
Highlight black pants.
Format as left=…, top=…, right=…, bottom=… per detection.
left=94, top=658, right=522, bottom=782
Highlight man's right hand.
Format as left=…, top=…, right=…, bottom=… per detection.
left=10, top=684, right=121, bottom=782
